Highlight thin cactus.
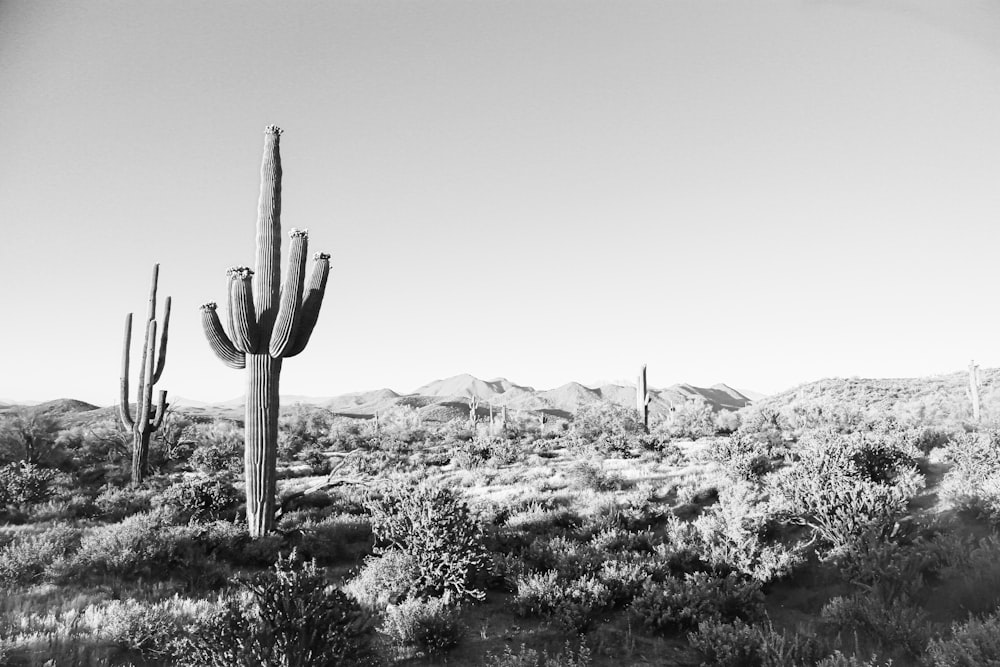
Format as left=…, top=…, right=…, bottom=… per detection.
left=469, top=395, right=479, bottom=424
left=201, top=126, right=331, bottom=537
left=119, top=264, right=170, bottom=486
left=637, top=364, right=651, bottom=431
left=968, top=360, right=982, bottom=424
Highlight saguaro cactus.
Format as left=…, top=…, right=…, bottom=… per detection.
left=119, top=264, right=171, bottom=486
left=201, top=126, right=331, bottom=537
left=968, top=360, right=982, bottom=424
left=637, top=364, right=651, bottom=431
left=469, top=395, right=480, bottom=424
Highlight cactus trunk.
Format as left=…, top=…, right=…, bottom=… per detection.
left=245, top=354, right=282, bottom=536
left=969, top=360, right=982, bottom=424
left=637, top=364, right=650, bottom=431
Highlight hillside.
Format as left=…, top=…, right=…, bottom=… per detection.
left=752, top=369, right=998, bottom=424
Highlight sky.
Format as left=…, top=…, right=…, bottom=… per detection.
left=2, top=0, right=1000, bottom=406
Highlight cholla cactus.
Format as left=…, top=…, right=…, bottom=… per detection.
left=201, top=126, right=331, bottom=537
left=119, top=264, right=170, bottom=486
left=637, top=364, right=651, bottom=431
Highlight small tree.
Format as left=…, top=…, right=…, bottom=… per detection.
left=0, top=409, right=63, bottom=465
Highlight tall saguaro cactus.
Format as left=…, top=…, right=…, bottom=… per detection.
left=201, top=126, right=331, bottom=537
left=637, top=364, right=651, bottom=431
left=968, top=360, right=982, bottom=424
left=119, top=264, right=171, bottom=486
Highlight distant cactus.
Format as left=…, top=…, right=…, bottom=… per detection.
left=201, top=126, right=331, bottom=537
left=637, top=364, right=651, bottom=431
left=968, top=360, right=982, bottom=424
left=119, top=264, right=170, bottom=486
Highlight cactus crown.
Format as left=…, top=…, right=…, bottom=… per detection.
left=200, top=302, right=218, bottom=311
left=226, top=266, right=254, bottom=280
left=289, top=228, right=309, bottom=238
left=314, top=252, right=331, bottom=261
left=264, top=125, right=283, bottom=136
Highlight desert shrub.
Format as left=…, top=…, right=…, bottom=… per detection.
left=679, top=483, right=805, bottom=582
left=630, top=572, right=764, bottom=635
left=196, top=520, right=284, bottom=568
left=87, top=596, right=216, bottom=661
left=733, top=406, right=789, bottom=447
left=62, top=418, right=132, bottom=465
left=364, top=482, right=491, bottom=600
left=187, top=421, right=243, bottom=474
left=382, top=595, right=465, bottom=654
left=714, top=410, right=741, bottom=435
left=181, top=552, right=375, bottom=666
left=707, top=434, right=773, bottom=483
left=93, top=483, right=153, bottom=521
left=925, top=611, right=1000, bottom=666
left=939, top=429, right=1000, bottom=522
left=571, top=403, right=644, bottom=456
left=453, top=435, right=521, bottom=469
left=821, top=594, right=929, bottom=658
left=344, top=550, right=422, bottom=610
left=485, top=641, right=592, bottom=667
left=63, top=509, right=210, bottom=581
left=815, top=652, right=893, bottom=667
left=0, top=461, right=57, bottom=509
left=936, top=533, right=1000, bottom=615
left=159, top=476, right=241, bottom=523
left=281, top=511, right=372, bottom=565
left=665, top=399, right=716, bottom=440
left=688, top=618, right=828, bottom=667
left=516, top=535, right=605, bottom=580
left=513, top=569, right=613, bottom=633
left=565, top=461, right=626, bottom=491
left=277, top=404, right=336, bottom=460
left=0, top=523, right=80, bottom=585
left=768, top=433, right=919, bottom=557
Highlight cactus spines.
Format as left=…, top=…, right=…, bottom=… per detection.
left=201, top=127, right=331, bottom=537
left=637, top=364, right=651, bottom=431
left=119, top=264, right=170, bottom=486
left=968, top=360, right=982, bottom=424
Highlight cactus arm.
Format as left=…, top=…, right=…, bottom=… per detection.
left=201, top=303, right=246, bottom=369
left=254, top=125, right=283, bottom=341
left=119, top=313, right=135, bottom=430
left=269, top=229, right=309, bottom=358
left=228, top=267, right=259, bottom=353
left=137, top=320, right=157, bottom=435
left=152, top=390, right=168, bottom=430
left=152, top=296, right=171, bottom=383
left=283, top=252, right=330, bottom=358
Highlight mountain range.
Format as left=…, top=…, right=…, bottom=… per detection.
left=0, top=374, right=754, bottom=423
left=173, top=373, right=754, bottom=421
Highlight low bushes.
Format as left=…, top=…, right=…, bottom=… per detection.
left=181, top=552, right=375, bottom=666
left=630, top=572, right=764, bottom=635
left=364, top=482, right=491, bottom=601
left=382, top=595, right=465, bottom=655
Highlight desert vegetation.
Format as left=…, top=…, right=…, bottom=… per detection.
left=3, top=130, right=998, bottom=666
left=2, top=373, right=1000, bottom=666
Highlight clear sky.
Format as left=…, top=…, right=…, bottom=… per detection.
left=2, top=0, right=1000, bottom=405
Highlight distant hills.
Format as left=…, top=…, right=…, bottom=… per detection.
left=754, top=369, right=998, bottom=417
left=1, top=374, right=755, bottom=423
left=312, top=373, right=752, bottom=421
